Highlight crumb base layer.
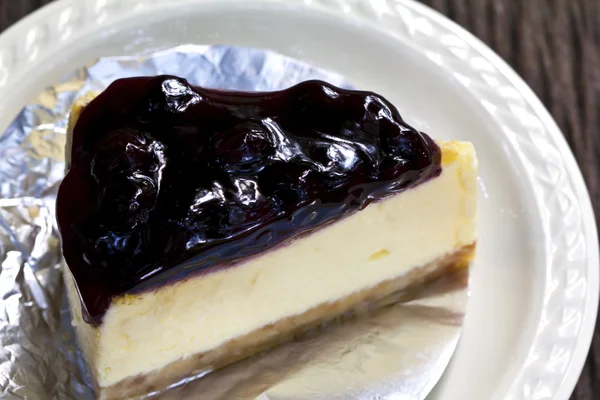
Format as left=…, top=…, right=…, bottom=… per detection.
left=66, top=244, right=474, bottom=400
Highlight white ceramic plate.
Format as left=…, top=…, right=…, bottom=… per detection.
left=0, top=0, right=597, bottom=399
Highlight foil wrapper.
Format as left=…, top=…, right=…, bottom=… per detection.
left=0, top=45, right=467, bottom=400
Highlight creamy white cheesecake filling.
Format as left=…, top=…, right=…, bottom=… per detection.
left=66, top=140, right=477, bottom=388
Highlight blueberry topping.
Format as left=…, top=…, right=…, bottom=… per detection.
left=56, top=76, right=441, bottom=324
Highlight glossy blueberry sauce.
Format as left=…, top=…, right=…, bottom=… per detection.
left=56, top=76, right=441, bottom=325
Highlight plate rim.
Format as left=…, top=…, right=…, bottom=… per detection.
left=400, top=2, right=599, bottom=399
left=0, top=0, right=597, bottom=399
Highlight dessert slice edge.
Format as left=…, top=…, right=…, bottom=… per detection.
left=61, top=89, right=477, bottom=399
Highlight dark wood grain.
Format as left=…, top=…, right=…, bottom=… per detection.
left=1, top=0, right=598, bottom=399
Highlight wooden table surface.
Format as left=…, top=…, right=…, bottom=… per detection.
left=1, top=0, right=598, bottom=399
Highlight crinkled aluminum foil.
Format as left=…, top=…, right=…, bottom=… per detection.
left=0, top=45, right=467, bottom=400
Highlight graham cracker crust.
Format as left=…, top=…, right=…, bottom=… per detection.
left=99, top=243, right=475, bottom=400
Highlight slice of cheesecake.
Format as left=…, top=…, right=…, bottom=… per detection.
left=57, top=76, right=477, bottom=399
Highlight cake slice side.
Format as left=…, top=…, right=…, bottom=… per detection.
left=61, top=92, right=477, bottom=399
